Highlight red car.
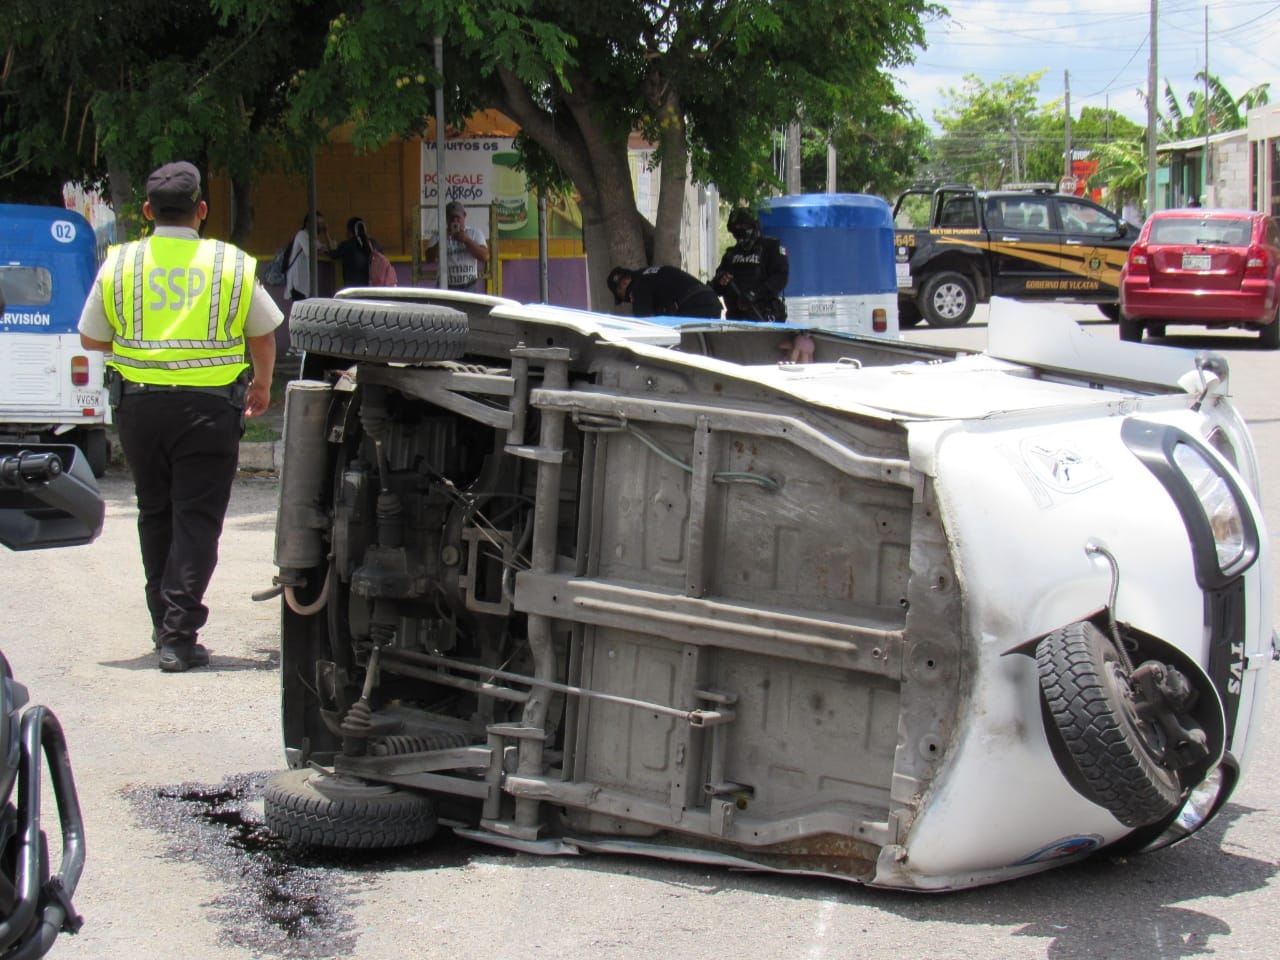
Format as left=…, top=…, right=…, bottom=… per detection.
left=1119, top=208, right=1280, bottom=349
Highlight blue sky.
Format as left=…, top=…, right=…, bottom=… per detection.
left=893, top=0, right=1280, bottom=132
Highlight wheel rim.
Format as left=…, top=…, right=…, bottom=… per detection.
left=932, top=283, right=967, bottom=320
left=1101, top=658, right=1170, bottom=768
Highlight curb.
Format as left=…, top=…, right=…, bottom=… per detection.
left=238, top=440, right=283, bottom=474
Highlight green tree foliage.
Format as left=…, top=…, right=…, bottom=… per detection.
left=795, top=81, right=932, bottom=199
left=1, top=0, right=340, bottom=239
left=928, top=72, right=1153, bottom=208
left=1155, top=73, right=1270, bottom=140
left=929, top=73, right=1047, bottom=188
left=272, top=0, right=940, bottom=299
left=4, top=0, right=939, bottom=293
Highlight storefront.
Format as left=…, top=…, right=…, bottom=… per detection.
left=1247, top=105, right=1280, bottom=217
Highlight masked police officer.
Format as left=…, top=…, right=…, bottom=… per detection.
left=78, top=161, right=284, bottom=672
left=711, top=208, right=790, bottom=321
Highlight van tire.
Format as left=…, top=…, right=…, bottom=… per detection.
left=264, top=769, right=437, bottom=849
left=919, top=272, right=976, bottom=327
left=1036, top=622, right=1183, bottom=828
left=289, top=298, right=468, bottom=363
left=76, top=428, right=110, bottom=478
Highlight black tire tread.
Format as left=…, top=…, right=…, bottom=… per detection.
left=1259, top=312, right=1280, bottom=349
left=289, top=297, right=468, bottom=363
left=1117, top=313, right=1143, bottom=342
left=1037, top=622, right=1182, bottom=828
left=264, top=769, right=437, bottom=849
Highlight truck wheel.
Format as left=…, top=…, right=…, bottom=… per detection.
left=264, top=769, right=438, bottom=849
left=289, top=298, right=468, bottom=363
left=919, top=272, right=976, bottom=327
left=1036, top=622, right=1183, bottom=828
left=1097, top=303, right=1122, bottom=322
left=898, top=302, right=923, bottom=328
left=1118, top=313, right=1144, bottom=342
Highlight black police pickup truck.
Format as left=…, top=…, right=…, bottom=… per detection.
left=893, top=184, right=1135, bottom=327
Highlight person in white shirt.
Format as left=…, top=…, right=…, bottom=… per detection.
left=284, top=211, right=334, bottom=301
left=427, top=201, right=489, bottom=291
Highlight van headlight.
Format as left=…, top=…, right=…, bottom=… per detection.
left=1172, top=443, right=1248, bottom=570
left=1122, top=419, right=1259, bottom=587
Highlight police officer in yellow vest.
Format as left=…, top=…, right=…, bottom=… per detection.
left=78, top=161, right=283, bottom=672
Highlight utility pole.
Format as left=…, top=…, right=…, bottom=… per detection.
left=1146, top=0, right=1158, bottom=216
left=1010, top=111, right=1022, bottom=184
left=785, top=121, right=802, bottom=194
left=434, top=36, right=448, bottom=288
left=1203, top=5, right=1212, bottom=206
left=1064, top=71, right=1073, bottom=183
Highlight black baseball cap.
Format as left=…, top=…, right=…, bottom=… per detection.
left=146, top=161, right=202, bottom=216
left=606, top=266, right=633, bottom=303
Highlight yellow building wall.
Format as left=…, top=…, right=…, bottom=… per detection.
left=205, top=137, right=420, bottom=264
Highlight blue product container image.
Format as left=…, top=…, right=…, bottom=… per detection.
left=757, top=194, right=898, bottom=337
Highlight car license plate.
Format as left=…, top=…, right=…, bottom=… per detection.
left=807, top=300, right=836, bottom=317
left=1182, top=253, right=1211, bottom=271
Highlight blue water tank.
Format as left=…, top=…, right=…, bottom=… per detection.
left=757, top=194, right=896, bottom=297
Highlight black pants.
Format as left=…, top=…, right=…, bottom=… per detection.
left=115, top=391, right=241, bottom=647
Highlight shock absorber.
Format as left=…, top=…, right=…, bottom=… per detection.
left=358, top=384, right=407, bottom=547
left=339, top=634, right=391, bottom=756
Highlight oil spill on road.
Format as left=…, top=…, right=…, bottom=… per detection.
left=125, top=771, right=492, bottom=958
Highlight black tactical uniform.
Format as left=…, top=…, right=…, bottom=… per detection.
left=608, top=265, right=722, bottom=318
left=712, top=209, right=789, bottom=321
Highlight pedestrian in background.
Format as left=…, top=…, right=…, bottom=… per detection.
left=284, top=211, right=333, bottom=301
left=606, top=264, right=723, bottom=318
left=77, top=161, right=283, bottom=672
left=331, top=216, right=378, bottom=288
left=427, top=201, right=489, bottom=290
left=712, top=208, right=789, bottom=321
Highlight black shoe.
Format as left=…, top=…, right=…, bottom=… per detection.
left=158, top=643, right=210, bottom=673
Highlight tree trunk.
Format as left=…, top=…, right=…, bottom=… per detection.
left=650, top=82, right=688, bottom=268
left=492, top=66, right=660, bottom=310
left=228, top=171, right=254, bottom=247
left=106, top=154, right=142, bottom=240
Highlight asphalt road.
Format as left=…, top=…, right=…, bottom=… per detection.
left=3, top=304, right=1279, bottom=960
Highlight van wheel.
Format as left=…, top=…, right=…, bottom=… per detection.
left=1036, top=622, right=1183, bottom=827
left=1118, top=314, right=1144, bottom=342
left=75, top=428, right=110, bottom=478
left=919, top=272, right=976, bottom=327
left=289, top=298, right=468, bottom=363
left=264, top=769, right=437, bottom=849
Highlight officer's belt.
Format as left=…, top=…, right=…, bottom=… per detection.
left=119, top=381, right=239, bottom=399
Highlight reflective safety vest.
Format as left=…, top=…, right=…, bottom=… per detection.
left=100, top=236, right=257, bottom=386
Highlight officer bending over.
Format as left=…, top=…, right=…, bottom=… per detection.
left=78, top=161, right=284, bottom=672
left=606, top=264, right=723, bottom=319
